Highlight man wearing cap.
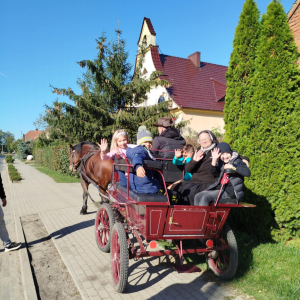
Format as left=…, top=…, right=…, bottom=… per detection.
left=152, top=117, right=186, bottom=158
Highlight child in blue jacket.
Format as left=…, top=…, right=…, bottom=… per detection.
left=173, top=144, right=194, bottom=181
left=168, top=144, right=194, bottom=190
left=126, top=126, right=162, bottom=194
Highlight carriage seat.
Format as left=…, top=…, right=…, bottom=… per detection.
left=114, top=159, right=163, bottom=173
left=114, top=159, right=183, bottom=183
left=114, top=182, right=168, bottom=203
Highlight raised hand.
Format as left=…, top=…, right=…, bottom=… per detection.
left=174, top=149, right=183, bottom=159
left=97, top=139, right=108, bottom=153
left=136, top=166, right=146, bottom=178
left=193, top=149, right=204, bottom=162
left=211, top=148, right=221, bottom=160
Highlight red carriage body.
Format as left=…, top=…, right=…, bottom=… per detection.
left=94, top=153, right=254, bottom=293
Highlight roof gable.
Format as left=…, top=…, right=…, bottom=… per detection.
left=24, top=130, right=44, bottom=141
left=137, top=17, right=156, bottom=45
left=152, top=50, right=227, bottom=111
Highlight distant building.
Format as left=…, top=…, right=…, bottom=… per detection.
left=135, top=17, right=227, bottom=136
left=24, top=129, right=44, bottom=142
left=288, top=0, right=300, bottom=65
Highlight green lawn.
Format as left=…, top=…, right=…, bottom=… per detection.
left=32, top=165, right=80, bottom=183
left=169, top=231, right=300, bottom=300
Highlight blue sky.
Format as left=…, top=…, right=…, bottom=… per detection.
left=0, top=0, right=295, bottom=140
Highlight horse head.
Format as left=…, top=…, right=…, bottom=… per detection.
left=69, top=142, right=99, bottom=173
left=69, top=144, right=81, bottom=172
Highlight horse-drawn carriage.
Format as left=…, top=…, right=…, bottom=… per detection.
left=93, top=154, right=255, bottom=293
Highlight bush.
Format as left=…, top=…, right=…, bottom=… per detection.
left=5, top=155, right=14, bottom=164
left=17, top=140, right=35, bottom=159
left=7, top=164, right=21, bottom=181
left=225, top=0, right=300, bottom=242
left=35, top=144, right=79, bottom=178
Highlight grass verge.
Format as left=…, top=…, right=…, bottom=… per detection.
left=162, top=230, right=300, bottom=300
left=32, top=165, right=80, bottom=183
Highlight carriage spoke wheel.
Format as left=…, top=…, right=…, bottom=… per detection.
left=111, top=223, right=129, bottom=293
left=207, top=223, right=238, bottom=280
left=95, top=203, right=115, bottom=253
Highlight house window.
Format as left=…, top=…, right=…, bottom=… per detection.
left=142, top=35, right=147, bottom=47
left=142, top=68, right=148, bottom=76
left=158, top=95, right=165, bottom=104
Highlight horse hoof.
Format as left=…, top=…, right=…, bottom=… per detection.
left=80, top=210, right=87, bottom=215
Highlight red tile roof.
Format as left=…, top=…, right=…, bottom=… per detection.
left=145, top=18, right=156, bottom=35
left=137, top=17, right=156, bottom=44
left=288, top=0, right=300, bottom=18
left=24, top=130, right=44, bottom=141
left=150, top=46, right=227, bottom=111
left=211, top=78, right=227, bottom=102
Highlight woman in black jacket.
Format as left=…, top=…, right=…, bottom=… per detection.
left=174, top=130, right=249, bottom=205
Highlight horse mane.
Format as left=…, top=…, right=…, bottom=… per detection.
left=73, top=141, right=98, bottom=153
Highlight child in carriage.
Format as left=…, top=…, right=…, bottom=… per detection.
left=126, top=126, right=162, bottom=194
left=168, top=144, right=194, bottom=190
left=98, top=129, right=135, bottom=187
left=194, top=142, right=250, bottom=206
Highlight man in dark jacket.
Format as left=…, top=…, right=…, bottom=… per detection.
left=152, top=117, right=186, bottom=158
left=0, top=173, right=21, bottom=252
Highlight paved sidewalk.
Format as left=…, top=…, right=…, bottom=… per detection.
left=9, top=159, right=246, bottom=300
left=0, top=158, right=24, bottom=300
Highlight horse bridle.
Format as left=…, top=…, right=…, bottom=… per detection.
left=71, top=150, right=80, bottom=172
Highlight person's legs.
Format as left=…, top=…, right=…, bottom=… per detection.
left=0, top=205, right=11, bottom=247
left=194, top=190, right=220, bottom=206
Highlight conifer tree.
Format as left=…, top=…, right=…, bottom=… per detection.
left=224, top=0, right=260, bottom=150
left=45, top=30, right=171, bottom=143
left=244, top=0, right=300, bottom=241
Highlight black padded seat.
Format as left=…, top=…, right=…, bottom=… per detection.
left=157, top=160, right=184, bottom=183
left=115, top=183, right=168, bottom=203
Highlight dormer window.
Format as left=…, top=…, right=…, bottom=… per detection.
left=142, top=68, right=148, bottom=76
left=158, top=95, right=165, bottom=104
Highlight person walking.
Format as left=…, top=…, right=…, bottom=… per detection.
left=0, top=173, right=21, bottom=252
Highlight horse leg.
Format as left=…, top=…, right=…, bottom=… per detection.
left=80, top=180, right=89, bottom=215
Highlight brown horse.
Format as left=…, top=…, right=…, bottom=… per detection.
left=69, top=141, right=113, bottom=214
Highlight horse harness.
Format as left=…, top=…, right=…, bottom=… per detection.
left=73, top=147, right=110, bottom=202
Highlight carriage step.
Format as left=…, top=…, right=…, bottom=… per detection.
left=209, top=212, right=218, bottom=218
left=173, top=265, right=202, bottom=273
left=206, top=224, right=217, bottom=231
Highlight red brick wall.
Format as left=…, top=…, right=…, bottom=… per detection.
left=289, top=1, right=300, bottom=65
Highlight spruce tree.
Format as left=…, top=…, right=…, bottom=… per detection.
left=224, top=0, right=260, bottom=150
left=45, top=30, right=171, bottom=144
left=244, top=0, right=300, bottom=241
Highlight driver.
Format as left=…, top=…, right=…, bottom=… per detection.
left=194, top=142, right=250, bottom=206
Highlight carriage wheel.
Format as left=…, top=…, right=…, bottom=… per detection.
left=110, top=223, right=129, bottom=293
left=95, top=203, right=115, bottom=253
left=206, top=223, right=238, bottom=280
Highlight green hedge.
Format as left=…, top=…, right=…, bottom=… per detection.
left=5, top=155, right=14, bottom=164
left=8, top=164, right=21, bottom=181
left=35, top=145, right=79, bottom=178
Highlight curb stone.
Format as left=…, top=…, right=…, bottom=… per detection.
left=7, top=162, right=39, bottom=300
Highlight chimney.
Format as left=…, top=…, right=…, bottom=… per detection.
left=188, top=51, right=201, bottom=68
